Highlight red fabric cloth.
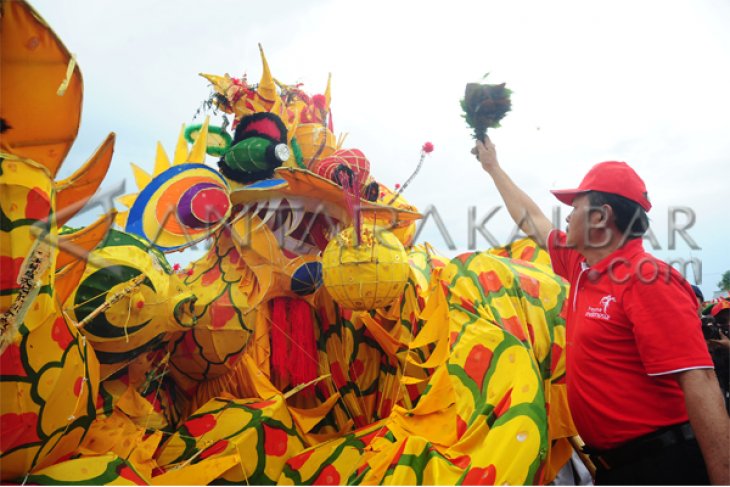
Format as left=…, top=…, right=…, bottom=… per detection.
left=271, top=297, right=291, bottom=380
left=547, top=230, right=713, bottom=449
left=288, top=299, right=318, bottom=390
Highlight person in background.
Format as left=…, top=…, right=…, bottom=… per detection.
left=709, top=300, right=730, bottom=352
left=474, top=136, right=729, bottom=485
left=708, top=300, right=730, bottom=413
left=691, top=285, right=704, bottom=318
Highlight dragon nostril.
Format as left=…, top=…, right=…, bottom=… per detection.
left=332, top=164, right=355, bottom=187
left=363, top=182, right=380, bottom=202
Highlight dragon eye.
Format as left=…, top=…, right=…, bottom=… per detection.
left=225, top=137, right=289, bottom=172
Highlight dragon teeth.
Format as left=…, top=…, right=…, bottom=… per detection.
left=254, top=197, right=282, bottom=231
left=286, top=205, right=305, bottom=237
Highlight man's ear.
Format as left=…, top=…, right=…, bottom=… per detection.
left=603, top=204, right=616, bottom=226
left=591, top=204, right=612, bottom=227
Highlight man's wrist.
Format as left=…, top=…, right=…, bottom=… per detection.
left=485, top=164, right=505, bottom=180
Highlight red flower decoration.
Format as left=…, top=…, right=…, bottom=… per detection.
left=463, top=464, right=497, bottom=485
left=25, top=187, right=51, bottom=222
left=312, top=94, right=327, bottom=110
left=520, top=246, right=535, bottom=261
left=502, top=315, right=528, bottom=342
left=356, top=426, right=388, bottom=447
left=477, top=270, right=504, bottom=293
left=456, top=414, right=468, bottom=440
left=422, top=142, right=434, bottom=153
left=263, top=424, right=289, bottom=457
left=493, top=389, right=513, bottom=418
left=463, top=344, right=493, bottom=392
left=202, top=264, right=222, bottom=287
left=287, top=449, right=315, bottom=471
left=116, top=464, right=146, bottom=485
left=73, top=377, right=85, bottom=397
left=209, top=289, right=235, bottom=330
left=349, top=359, right=364, bottom=379
left=517, top=273, right=540, bottom=299
left=0, top=412, right=41, bottom=451
left=52, top=317, right=74, bottom=350
left=173, top=263, right=181, bottom=271
left=313, top=465, right=341, bottom=486
left=450, top=454, right=471, bottom=469
left=0, top=344, right=26, bottom=377
left=245, top=399, right=276, bottom=410
left=185, top=414, right=217, bottom=437
left=395, top=184, right=401, bottom=189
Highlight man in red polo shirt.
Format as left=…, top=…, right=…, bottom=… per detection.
left=473, top=137, right=729, bottom=485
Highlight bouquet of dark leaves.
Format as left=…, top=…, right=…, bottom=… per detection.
left=461, top=74, right=512, bottom=143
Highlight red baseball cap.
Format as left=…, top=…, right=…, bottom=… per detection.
left=551, top=161, right=652, bottom=211
left=711, top=300, right=730, bottom=317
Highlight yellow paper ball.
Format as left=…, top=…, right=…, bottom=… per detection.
left=322, top=225, right=410, bottom=310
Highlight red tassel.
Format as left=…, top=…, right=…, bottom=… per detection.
left=288, top=299, right=318, bottom=396
left=271, top=297, right=291, bottom=380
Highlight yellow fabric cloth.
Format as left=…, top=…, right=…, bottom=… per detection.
left=0, top=0, right=82, bottom=178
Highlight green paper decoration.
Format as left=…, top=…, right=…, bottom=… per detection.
left=225, top=137, right=274, bottom=172
left=291, top=137, right=305, bottom=169
left=184, top=124, right=233, bottom=157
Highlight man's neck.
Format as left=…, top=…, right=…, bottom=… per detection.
left=581, top=230, right=627, bottom=266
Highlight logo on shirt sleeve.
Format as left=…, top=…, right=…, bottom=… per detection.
left=586, top=294, right=617, bottom=320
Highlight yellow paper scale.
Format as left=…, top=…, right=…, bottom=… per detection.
left=294, top=124, right=337, bottom=168
left=322, top=225, right=409, bottom=310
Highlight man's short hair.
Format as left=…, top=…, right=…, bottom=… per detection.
left=587, top=190, right=649, bottom=238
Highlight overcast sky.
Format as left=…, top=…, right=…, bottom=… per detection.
left=35, top=0, right=730, bottom=298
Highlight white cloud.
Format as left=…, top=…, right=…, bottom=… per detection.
left=32, top=0, right=729, bottom=296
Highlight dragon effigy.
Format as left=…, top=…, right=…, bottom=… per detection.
left=0, top=1, right=579, bottom=484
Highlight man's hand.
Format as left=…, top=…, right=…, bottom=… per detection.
left=708, top=331, right=730, bottom=352
left=474, top=136, right=499, bottom=174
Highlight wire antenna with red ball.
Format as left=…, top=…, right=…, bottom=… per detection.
left=386, top=142, right=433, bottom=206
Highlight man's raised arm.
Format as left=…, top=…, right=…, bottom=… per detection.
left=475, top=137, right=553, bottom=249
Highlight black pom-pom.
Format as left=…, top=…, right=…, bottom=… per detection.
left=233, top=112, right=287, bottom=144
left=0, top=118, right=11, bottom=134
left=363, top=182, right=380, bottom=202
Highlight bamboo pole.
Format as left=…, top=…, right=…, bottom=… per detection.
left=0, top=241, right=52, bottom=354
left=568, top=435, right=596, bottom=480
left=76, top=274, right=146, bottom=329
left=283, top=374, right=331, bottom=399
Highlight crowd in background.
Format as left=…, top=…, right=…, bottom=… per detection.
left=692, top=287, right=730, bottom=415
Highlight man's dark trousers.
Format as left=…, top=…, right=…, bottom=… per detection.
left=594, top=438, right=710, bottom=485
